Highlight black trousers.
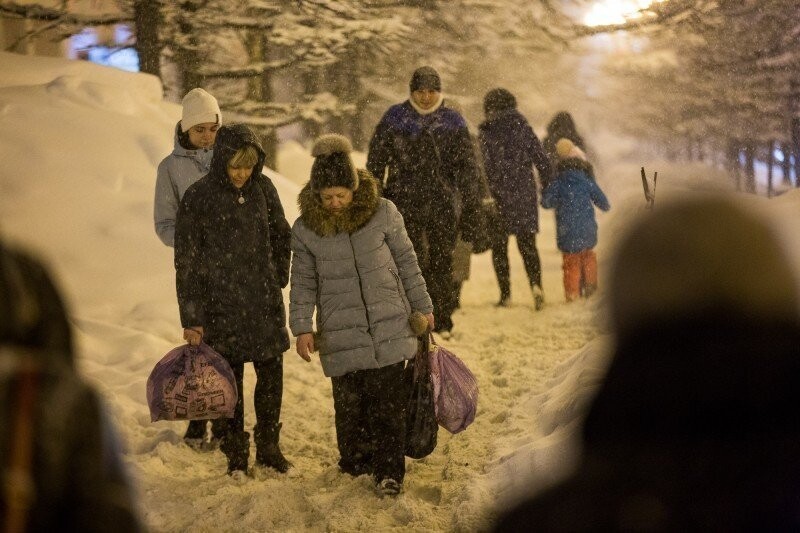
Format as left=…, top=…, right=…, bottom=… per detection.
left=218, top=355, right=284, bottom=462
left=491, top=223, right=542, bottom=299
left=404, top=213, right=458, bottom=331
left=331, top=361, right=407, bottom=483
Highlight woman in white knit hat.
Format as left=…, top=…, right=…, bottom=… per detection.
left=153, top=87, right=224, bottom=449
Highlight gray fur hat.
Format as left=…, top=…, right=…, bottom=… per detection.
left=310, top=134, right=360, bottom=192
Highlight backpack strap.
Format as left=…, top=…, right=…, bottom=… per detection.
left=3, top=363, right=39, bottom=533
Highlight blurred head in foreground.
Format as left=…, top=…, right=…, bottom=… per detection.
left=496, top=195, right=800, bottom=531
left=0, top=241, right=73, bottom=363
left=0, top=240, right=143, bottom=532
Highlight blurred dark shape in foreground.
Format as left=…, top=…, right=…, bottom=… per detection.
left=496, top=195, right=800, bottom=531
left=0, top=240, right=143, bottom=532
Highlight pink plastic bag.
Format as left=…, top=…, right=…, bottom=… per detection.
left=429, top=339, right=478, bottom=434
left=146, top=343, right=238, bottom=422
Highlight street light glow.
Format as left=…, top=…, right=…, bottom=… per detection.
left=584, top=0, right=662, bottom=27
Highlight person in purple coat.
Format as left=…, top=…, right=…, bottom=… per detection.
left=367, top=67, right=484, bottom=338
left=478, top=88, right=551, bottom=309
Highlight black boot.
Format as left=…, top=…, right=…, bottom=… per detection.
left=255, top=422, right=292, bottom=473
left=220, top=431, right=250, bottom=475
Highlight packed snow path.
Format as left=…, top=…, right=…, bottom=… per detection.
left=113, top=237, right=604, bottom=532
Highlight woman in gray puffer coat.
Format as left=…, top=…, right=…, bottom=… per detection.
left=290, top=134, right=433, bottom=497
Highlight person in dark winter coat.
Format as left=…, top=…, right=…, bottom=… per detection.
left=153, top=87, right=226, bottom=449
left=290, top=134, right=434, bottom=497
left=478, top=88, right=551, bottom=309
left=495, top=196, right=800, bottom=531
left=175, top=123, right=293, bottom=476
left=367, top=66, right=483, bottom=337
left=443, top=98, right=494, bottom=310
left=542, top=111, right=587, bottom=189
left=0, top=240, right=143, bottom=532
left=541, top=138, right=610, bottom=301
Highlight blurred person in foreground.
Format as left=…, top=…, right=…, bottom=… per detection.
left=0, top=240, right=143, bottom=532
left=153, top=87, right=225, bottom=449
left=495, top=195, right=800, bottom=531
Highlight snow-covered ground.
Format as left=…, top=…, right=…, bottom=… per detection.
left=3, top=51, right=800, bottom=532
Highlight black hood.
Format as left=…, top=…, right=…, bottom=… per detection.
left=209, top=124, right=266, bottom=186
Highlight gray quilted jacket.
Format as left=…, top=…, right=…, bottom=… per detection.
left=153, top=122, right=214, bottom=246
left=289, top=171, right=433, bottom=377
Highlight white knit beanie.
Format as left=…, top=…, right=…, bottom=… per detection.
left=180, top=88, right=221, bottom=132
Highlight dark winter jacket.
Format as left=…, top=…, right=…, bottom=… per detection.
left=154, top=122, right=214, bottom=247
left=366, top=100, right=483, bottom=241
left=0, top=243, right=142, bottom=533
left=478, top=108, right=551, bottom=235
left=542, top=111, right=587, bottom=188
left=541, top=158, right=610, bottom=253
left=175, top=124, right=291, bottom=362
left=289, top=172, right=433, bottom=377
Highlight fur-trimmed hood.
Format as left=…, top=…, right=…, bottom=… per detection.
left=556, top=156, right=595, bottom=180
left=297, top=170, right=380, bottom=237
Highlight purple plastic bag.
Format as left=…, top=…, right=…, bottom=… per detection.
left=429, top=339, right=478, bottom=434
left=146, top=343, right=238, bottom=422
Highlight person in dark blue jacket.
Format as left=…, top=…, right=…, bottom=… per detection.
left=541, top=138, right=610, bottom=301
left=366, top=66, right=483, bottom=338
left=478, top=88, right=551, bottom=309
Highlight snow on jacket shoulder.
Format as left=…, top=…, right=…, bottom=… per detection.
left=289, top=171, right=433, bottom=377
left=542, top=158, right=610, bottom=254
left=153, top=122, right=214, bottom=247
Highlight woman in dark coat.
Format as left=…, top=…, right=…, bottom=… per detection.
left=366, top=66, right=483, bottom=337
left=478, top=88, right=551, bottom=309
left=290, top=134, right=433, bottom=497
left=175, top=124, right=292, bottom=476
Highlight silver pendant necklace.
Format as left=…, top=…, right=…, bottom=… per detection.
left=238, top=192, right=245, bottom=204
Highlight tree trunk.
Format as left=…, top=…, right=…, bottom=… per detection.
left=766, top=139, right=775, bottom=197
left=726, top=138, right=741, bottom=189
left=303, top=69, right=323, bottom=141
left=792, top=116, right=800, bottom=187
left=173, top=2, right=202, bottom=95
left=133, top=0, right=162, bottom=79
left=742, top=139, right=756, bottom=193
left=245, top=32, right=277, bottom=169
left=781, top=142, right=793, bottom=186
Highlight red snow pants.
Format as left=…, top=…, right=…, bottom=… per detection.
left=562, top=249, right=598, bottom=301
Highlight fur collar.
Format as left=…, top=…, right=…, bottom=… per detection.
left=556, top=157, right=595, bottom=179
left=298, top=170, right=381, bottom=237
